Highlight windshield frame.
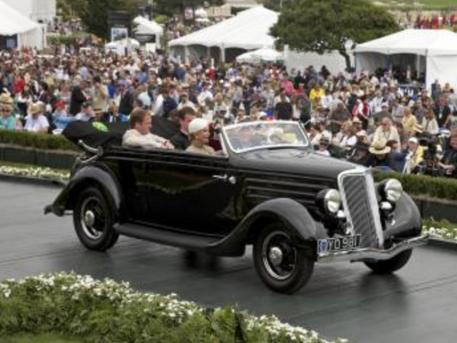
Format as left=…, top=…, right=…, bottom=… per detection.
left=221, top=120, right=311, bottom=155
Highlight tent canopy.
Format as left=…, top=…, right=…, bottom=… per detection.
left=354, top=29, right=457, bottom=90
left=169, top=6, right=278, bottom=50
left=354, top=29, right=457, bottom=56
left=236, top=47, right=283, bottom=63
left=105, top=38, right=140, bottom=49
left=133, top=16, right=163, bottom=35
left=0, top=1, right=40, bottom=35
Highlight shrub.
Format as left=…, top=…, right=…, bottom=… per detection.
left=0, top=273, right=347, bottom=343
left=0, top=130, right=77, bottom=152
left=47, top=33, right=88, bottom=46
left=374, top=171, right=457, bottom=202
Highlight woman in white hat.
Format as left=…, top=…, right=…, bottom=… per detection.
left=186, top=118, right=215, bottom=156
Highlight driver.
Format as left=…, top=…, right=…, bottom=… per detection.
left=122, top=108, right=174, bottom=150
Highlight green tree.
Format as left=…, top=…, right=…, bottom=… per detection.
left=153, top=0, right=224, bottom=17
left=257, top=0, right=296, bottom=11
left=58, top=0, right=224, bottom=38
left=270, top=0, right=400, bottom=70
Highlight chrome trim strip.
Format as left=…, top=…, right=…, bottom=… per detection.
left=365, top=171, right=385, bottom=247
left=337, top=168, right=384, bottom=247
left=317, top=234, right=429, bottom=263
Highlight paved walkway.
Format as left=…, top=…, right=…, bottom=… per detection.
left=1, top=180, right=456, bottom=343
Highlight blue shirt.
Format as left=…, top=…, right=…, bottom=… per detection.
left=0, top=114, right=16, bottom=130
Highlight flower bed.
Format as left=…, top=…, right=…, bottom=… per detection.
left=0, top=163, right=69, bottom=183
left=422, top=218, right=457, bottom=242
left=0, top=273, right=347, bottom=343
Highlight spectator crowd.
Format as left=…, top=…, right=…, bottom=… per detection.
left=0, top=46, right=456, bottom=177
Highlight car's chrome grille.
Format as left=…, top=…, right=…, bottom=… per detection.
left=339, top=170, right=383, bottom=248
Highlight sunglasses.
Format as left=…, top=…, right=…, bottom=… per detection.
left=0, top=108, right=10, bottom=112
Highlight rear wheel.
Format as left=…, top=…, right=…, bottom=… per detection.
left=253, top=223, right=314, bottom=294
left=73, top=187, right=119, bottom=251
left=364, top=249, right=413, bottom=274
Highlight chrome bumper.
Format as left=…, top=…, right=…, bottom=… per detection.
left=317, top=234, right=429, bottom=263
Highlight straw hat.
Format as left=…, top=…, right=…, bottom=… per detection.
left=28, top=103, right=43, bottom=115
left=369, top=139, right=391, bottom=155
left=0, top=93, right=13, bottom=108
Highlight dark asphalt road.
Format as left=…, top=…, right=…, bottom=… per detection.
left=1, top=180, right=457, bottom=343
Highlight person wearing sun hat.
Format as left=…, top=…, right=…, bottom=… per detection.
left=367, top=138, right=393, bottom=170
left=24, top=102, right=49, bottom=133
left=186, top=118, right=215, bottom=156
left=0, top=93, right=16, bottom=131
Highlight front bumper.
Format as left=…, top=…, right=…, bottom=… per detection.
left=317, top=234, right=429, bottom=263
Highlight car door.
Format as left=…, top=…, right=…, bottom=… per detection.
left=137, top=150, right=242, bottom=236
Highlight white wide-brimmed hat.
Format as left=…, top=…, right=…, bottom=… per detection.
left=188, top=118, right=209, bottom=134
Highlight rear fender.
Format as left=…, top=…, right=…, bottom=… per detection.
left=45, top=165, right=122, bottom=217
left=208, top=198, right=319, bottom=256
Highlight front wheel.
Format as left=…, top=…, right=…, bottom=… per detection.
left=364, top=249, right=413, bottom=274
left=253, top=224, right=314, bottom=294
left=73, top=187, right=119, bottom=251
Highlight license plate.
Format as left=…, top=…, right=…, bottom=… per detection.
left=318, top=235, right=361, bottom=254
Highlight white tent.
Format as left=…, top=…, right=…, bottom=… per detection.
left=236, top=47, right=283, bottom=63
left=133, top=16, right=163, bottom=49
left=105, top=38, right=140, bottom=55
left=195, top=7, right=208, bottom=18
left=169, top=6, right=278, bottom=63
left=354, top=29, right=457, bottom=90
left=0, top=0, right=45, bottom=49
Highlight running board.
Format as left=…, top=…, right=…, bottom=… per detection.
left=115, top=223, right=221, bottom=252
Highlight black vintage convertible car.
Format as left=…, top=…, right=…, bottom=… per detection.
left=45, top=121, right=428, bottom=293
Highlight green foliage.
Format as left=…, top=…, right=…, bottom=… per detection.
left=153, top=0, right=224, bottom=17
left=0, top=273, right=345, bottom=343
left=422, top=218, right=457, bottom=241
left=0, top=130, right=77, bottom=152
left=1, top=333, right=84, bottom=343
left=58, top=0, right=224, bottom=38
left=374, top=171, right=457, bottom=201
left=271, top=0, right=400, bottom=69
left=257, top=0, right=297, bottom=11
left=47, top=33, right=88, bottom=46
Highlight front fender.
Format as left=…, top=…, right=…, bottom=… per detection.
left=45, top=165, right=122, bottom=216
left=384, top=192, right=422, bottom=239
left=207, top=198, right=321, bottom=256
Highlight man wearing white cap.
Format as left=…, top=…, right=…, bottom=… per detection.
left=186, top=118, right=215, bottom=156
left=403, top=137, right=424, bottom=174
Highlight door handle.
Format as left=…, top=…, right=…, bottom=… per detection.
left=212, top=174, right=237, bottom=185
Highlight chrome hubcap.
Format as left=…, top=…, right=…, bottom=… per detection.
left=80, top=196, right=105, bottom=240
left=84, top=210, right=95, bottom=228
left=268, top=246, right=283, bottom=266
left=261, top=231, right=296, bottom=281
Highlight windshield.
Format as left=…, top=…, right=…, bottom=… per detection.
left=222, top=121, right=310, bottom=154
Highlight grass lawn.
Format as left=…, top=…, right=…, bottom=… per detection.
left=376, top=0, right=457, bottom=9
left=0, top=333, right=85, bottom=343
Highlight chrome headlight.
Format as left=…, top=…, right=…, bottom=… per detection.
left=383, top=179, right=403, bottom=203
left=324, top=189, right=342, bottom=214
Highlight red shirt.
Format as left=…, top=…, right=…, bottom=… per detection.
left=13, top=78, right=25, bottom=94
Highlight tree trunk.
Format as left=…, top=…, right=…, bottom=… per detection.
left=339, top=49, right=352, bottom=72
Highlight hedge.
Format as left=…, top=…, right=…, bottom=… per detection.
left=47, top=33, right=88, bottom=46
left=0, top=130, right=77, bottom=152
left=373, top=171, right=457, bottom=202
left=0, top=273, right=347, bottom=343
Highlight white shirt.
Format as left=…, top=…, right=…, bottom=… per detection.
left=75, top=111, right=93, bottom=122
left=24, top=114, right=49, bottom=132
left=122, top=129, right=173, bottom=150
